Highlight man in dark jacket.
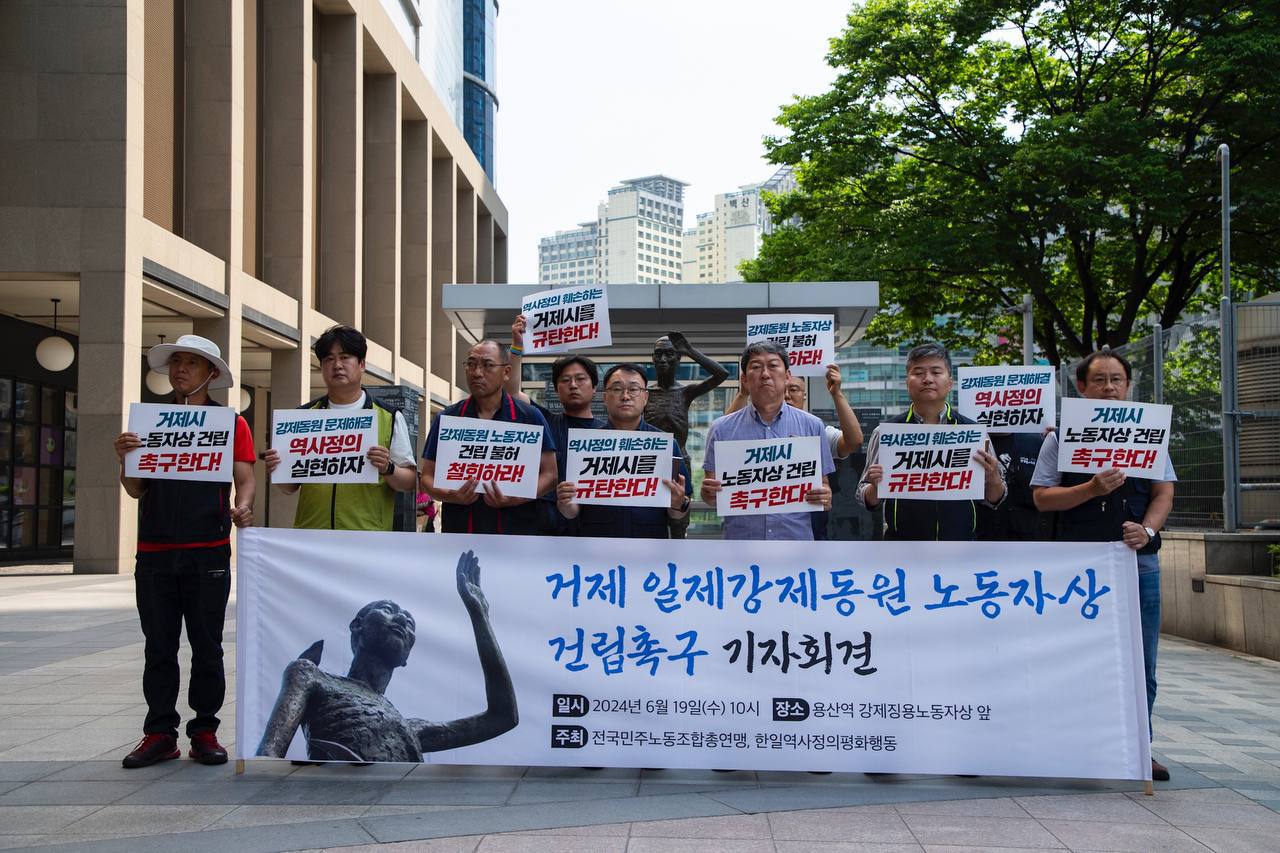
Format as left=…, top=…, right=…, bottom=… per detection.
left=856, top=343, right=1005, bottom=540
left=113, top=335, right=256, bottom=768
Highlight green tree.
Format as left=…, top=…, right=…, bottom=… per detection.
left=745, top=0, right=1280, bottom=363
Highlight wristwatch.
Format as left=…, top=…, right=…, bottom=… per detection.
left=381, top=459, right=395, bottom=477
left=678, top=496, right=691, bottom=514
left=1143, top=526, right=1157, bottom=542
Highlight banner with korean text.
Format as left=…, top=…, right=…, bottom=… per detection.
left=957, top=366, right=1056, bottom=432
left=745, top=314, right=835, bottom=376
left=1058, top=399, right=1172, bottom=479
left=715, top=436, right=822, bottom=515
left=237, top=529, right=1150, bottom=780
left=875, top=423, right=986, bottom=500
left=521, top=284, right=612, bottom=354
left=432, top=415, right=544, bottom=497
left=125, top=403, right=234, bottom=481
left=271, top=409, right=379, bottom=485
left=565, top=428, right=674, bottom=507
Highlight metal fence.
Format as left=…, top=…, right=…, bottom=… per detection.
left=1058, top=298, right=1280, bottom=530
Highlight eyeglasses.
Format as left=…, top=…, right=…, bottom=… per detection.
left=1086, top=375, right=1128, bottom=387
left=464, top=359, right=509, bottom=372
left=556, top=374, right=593, bottom=386
left=605, top=384, right=648, bottom=398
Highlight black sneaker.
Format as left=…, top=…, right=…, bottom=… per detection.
left=1152, top=758, right=1171, bottom=781
left=122, top=733, right=180, bottom=769
left=188, top=730, right=228, bottom=765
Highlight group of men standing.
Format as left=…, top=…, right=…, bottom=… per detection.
left=112, top=325, right=1173, bottom=782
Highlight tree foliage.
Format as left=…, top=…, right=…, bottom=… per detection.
left=744, top=0, right=1280, bottom=363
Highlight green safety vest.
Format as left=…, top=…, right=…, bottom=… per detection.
left=293, top=392, right=398, bottom=531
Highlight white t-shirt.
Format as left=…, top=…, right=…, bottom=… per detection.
left=327, top=392, right=415, bottom=467
left=824, top=424, right=846, bottom=461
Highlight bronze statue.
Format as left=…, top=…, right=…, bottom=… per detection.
left=256, top=550, right=518, bottom=762
left=643, top=331, right=728, bottom=537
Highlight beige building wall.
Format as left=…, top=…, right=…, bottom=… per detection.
left=0, top=0, right=508, bottom=572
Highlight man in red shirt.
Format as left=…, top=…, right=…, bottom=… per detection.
left=113, top=335, right=256, bottom=768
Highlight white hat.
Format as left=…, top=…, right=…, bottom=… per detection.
left=147, top=334, right=234, bottom=390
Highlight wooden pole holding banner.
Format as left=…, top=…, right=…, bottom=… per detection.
left=235, top=758, right=245, bottom=775
left=1145, top=780, right=1153, bottom=796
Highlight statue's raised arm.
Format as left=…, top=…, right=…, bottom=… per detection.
left=412, top=550, right=519, bottom=752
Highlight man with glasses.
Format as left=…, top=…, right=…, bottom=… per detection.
left=726, top=363, right=863, bottom=540
left=420, top=340, right=557, bottom=535
left=700, top=341, right=835, bottom=540
left=1030, top=349, right=1176, bottom=782
left=505, top=315, right=606, bottom=534
left=555, top=363, right=692, bottom=538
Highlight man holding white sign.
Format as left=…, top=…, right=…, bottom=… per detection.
left=857, top=343, right=1005, bottom=540
left=420, top=340, right=557, bottom=535
left=263, top=326, right=417, bottom=531
left=112, top=335, right=256, bottom=769
left=1031, top=349, right=1175, bottom=782
left=701, top=341, right=834, bottom=540
left=557, top=363, right=691, bottom=538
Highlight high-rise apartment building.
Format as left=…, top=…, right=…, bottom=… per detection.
left=537, top=175, right=686, bottom=285
left=682, top=166, right=797, bottom=283
left=538, top=223, right=600, bottom=285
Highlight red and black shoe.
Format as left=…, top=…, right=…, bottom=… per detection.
left=188, top=730, right=229, bottom=765
left=122, top=733, right=180, bottom=769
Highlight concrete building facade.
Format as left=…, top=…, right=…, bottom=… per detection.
left=0, top=0, right=507, bottom=571
left=682, top=166, right=796, bottom=283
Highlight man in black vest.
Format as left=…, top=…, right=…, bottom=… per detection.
left=113, top=335, right=257, bottom=768
left=554, top=363, right=692, bottom=538
left=856, top=343, right=1005, bottom=540
left=1031, top=350, right=1176, bottom=782
left=976, top=430, right=1053, bottom=541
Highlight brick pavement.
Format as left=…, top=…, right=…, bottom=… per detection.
left=1, top=570, right=1277, bottom=852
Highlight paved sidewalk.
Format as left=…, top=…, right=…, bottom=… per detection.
left=1, top=570, right=1278, bottom=852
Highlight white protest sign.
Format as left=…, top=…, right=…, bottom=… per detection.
left=715, top=435, right=822, bottom=516
left=745, top=314, right=835, bottom=377
left=125, top=403, right=235, bottom=482
left=433, top=414, right=543, bottom=498
left=876, top=423, right=987, bottom=501
left=521, top=284, right=612, bottom=354
left=565, top=428, right=674, bottom=507
left=958, top=365, right=1056, bottom=433
left=1057, top=398, right=1172, bottom=479
left=237, top=529, right=1150, bottom=781
left=270, top=409, right=379, bottom=485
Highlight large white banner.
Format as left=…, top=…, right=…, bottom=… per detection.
left=1058, top=399, right=1172, bottom=479
left=521, top=284, right=612, bottom=354
left=271, top=409, right=379, bottom=485
left=237, top=529, right=1150, bottom=780
left=957, top=366, right=1056, bottom=433
left=125, top=403, right=234, bottom=482
left=745, top=314, right=835, bottom=377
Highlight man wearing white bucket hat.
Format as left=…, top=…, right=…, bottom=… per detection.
left=113, top=334, right=257, bottom=769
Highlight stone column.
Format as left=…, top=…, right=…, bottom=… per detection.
left=401, top=120, right=431, bottom=373
left=316, top=12, right=362, bottom=327
left=430, top=150, right=456, bottom=392
left=361, top=71, right=400, bottom=350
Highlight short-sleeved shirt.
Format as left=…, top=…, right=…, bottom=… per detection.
left=824, top=424, right=846, bottom=461
left=423, top=390, right=556, bottom=535
left=1030, top=432, right=1177, bottom=487
left=703, top=402, right=836, bottom=541
left=532, top=402, right=605, bottom=535
left=326, top=392, right=415, bottom=467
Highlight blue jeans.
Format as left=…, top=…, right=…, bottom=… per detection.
left=1137, top=553, right=1161, bottom=741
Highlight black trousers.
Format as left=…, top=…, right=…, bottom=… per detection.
left=135, top=545, right=232, bottom=738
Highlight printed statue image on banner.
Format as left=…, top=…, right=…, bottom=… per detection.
left=745, top=314, right=835, bottom=377
left=124, top=403, right=235, bottom=482
left=521, top=284, right=613, bottom=354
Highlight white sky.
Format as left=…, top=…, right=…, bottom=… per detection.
left=493, top=0, right=853, bottom=283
